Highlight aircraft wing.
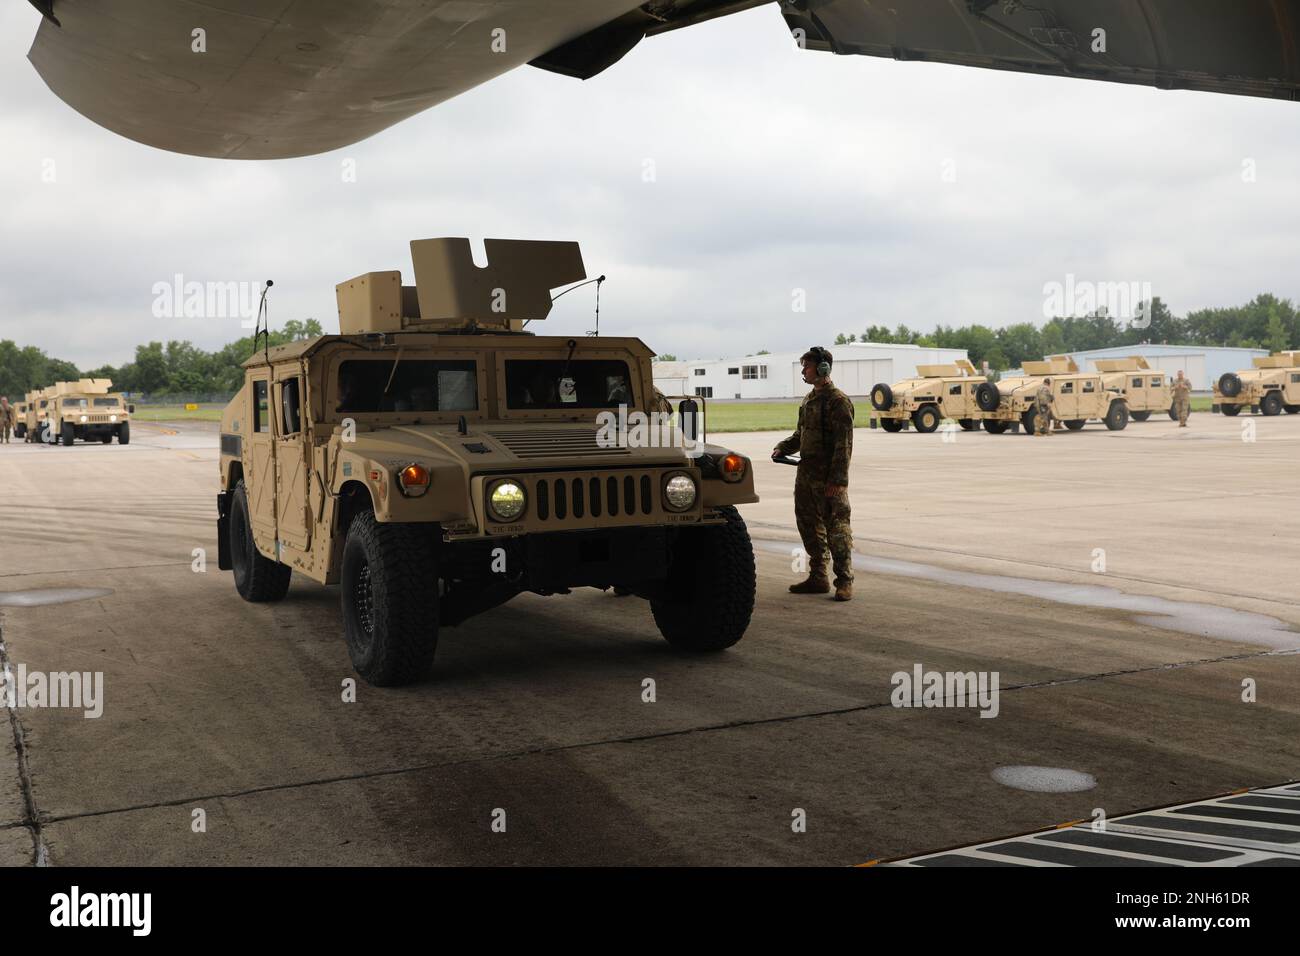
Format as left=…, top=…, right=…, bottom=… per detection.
left=24, top=0, right=1300, bottom=161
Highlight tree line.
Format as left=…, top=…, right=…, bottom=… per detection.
left=834, top=294, right=1297, bottom=370
left=0, top=319, right=323, bottom=402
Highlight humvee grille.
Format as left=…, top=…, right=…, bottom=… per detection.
left=534, top=473, right=654, bottom=521
left=488, top=428, right=630, bottom=459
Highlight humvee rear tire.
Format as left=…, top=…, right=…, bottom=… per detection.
left=1020, top=409, right=1037, bottom=434
left=983, top=419, right=1008, bottom=435
left=340, top=512, right=438, bottom=686
left=100, top=434, right=112, bottom=444
left=651, top=505, right=755, bottom=653
left=14, top=424, right=24, bottom=439
left=958, top=418, right=978, bottom=431
left=1260, top=392, right=1283, bottom=416
left=118, top=422, right=130, bottom=445
left=230, top=480, right=292, bottom=603
left=912, top=405, right=940, bottom=433
left=1065, top=419, right=1086, bottom=431
left=870, top=383, right=893, bottom=411
left=1130, top=410, right=1151, bottom=422
left=1285, top=404, right=1300, bottom=415
left=1168, top=405, right=1179, bottom=420
left=1104, top=402, right=1129, bottom=430
left=60, top=422, right=75, bottom=446
left=880, top=418, right=904, bottom=433
left=1220, top=404, right=1240, bottom=416
left=975, top=383, right=1000, bottom=413
left=1218, top=372, right=1242, bottom=398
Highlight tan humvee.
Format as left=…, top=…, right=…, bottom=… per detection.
left=217, top=238, right=760, bottom=686
left=1086, top=357, right=1175, bottom=421
left=40, top=379, right=132, bottom=445
left=869, top=359, right=984, bottom=433
left=1213, top=351, right=1300, bottom=417
left=23, top=387, right=52, bottom=442
left=975, top=356, right=1129, bottom=434
left=13, top=398, right=29, bottom=439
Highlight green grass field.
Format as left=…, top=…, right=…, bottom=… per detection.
left=128, top=396, right=1217, bottom=431
left=132, top=404, right=225, bottom=422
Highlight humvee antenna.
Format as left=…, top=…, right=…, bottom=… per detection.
left=545, top=274, right=605, bottom=335
left=253, top=280, right=274, bottom=362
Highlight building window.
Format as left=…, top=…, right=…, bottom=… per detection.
left=760, top=366, right=768, bottom=379
left=694, top=386, right=713, bottom=398
left=742, top=365, right=758, bottom=379
left=727, top=367, right=739, bottom=375
left=694, top=368, right=706, bottom=376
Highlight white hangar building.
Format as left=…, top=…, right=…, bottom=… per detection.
left=1062, top=344, right=1269, bottom=391
left=652, top=343, right=971, bottom=400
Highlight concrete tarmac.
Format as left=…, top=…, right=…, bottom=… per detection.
left=0, top=411, right=1296, bottom=865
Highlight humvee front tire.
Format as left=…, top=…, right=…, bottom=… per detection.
left=880, top=418, right=904, bottom=433
left=1260, top=392, right=1283, bottom=416
left=1130, top=410, right=1151, bottom=422
left=230, top=480, right=292, bottom=603
left=651, top=506, right=755, bottom=653
left=912, top=405, right=940, bottom=433
left=1065, top=419, right=1086, bottom=430
left=118, top=422, right=130, bottom=445
left=1285, top=404, right=1300, bottom=415
left=1020, top=409, right=1037, bottom=434
left=60, top=422, right=75, bottom=446
left=983, top=419, right=1009, bottom=435
left=958, top=418, right=978, bottom=431
left=1220, top=404, right=1240, bottom=416
left=340, top=512, right=438, bottom=686
left=1104, top=401, right=1129, bottom=430
left=1168, top=405, right=1179, bottom=420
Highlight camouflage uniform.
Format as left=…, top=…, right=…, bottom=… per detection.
left=1033, top=384, right=1054, bottom=436
left=651, top=386, right=673, bottom=416
left=1172, top=376, right=1192, bottom=426
left=774, top=382, right=855, bottom=587
left=0, top=401, right=14, bottom=444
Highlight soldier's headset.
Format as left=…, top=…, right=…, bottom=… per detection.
left=808, top=346, right=832, bottom=378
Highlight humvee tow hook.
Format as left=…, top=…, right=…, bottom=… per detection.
left=772, top=455, right=800, bottom=466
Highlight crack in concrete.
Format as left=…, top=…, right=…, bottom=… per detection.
left=35, top=644, right=1292, bottom=830
left=0, top=618, right=49, bottom=866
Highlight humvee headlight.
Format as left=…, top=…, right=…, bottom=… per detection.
left=110, top=414, right=118, bottom=422
left=663, top=474, right=697, bottom=512
left=487, top=480, right=526, bottom=521
left=80, top=415, right=88, bottom=423
left=397, top=463, right=431, bottom=498
left=721, top=454, right=746, bottom=483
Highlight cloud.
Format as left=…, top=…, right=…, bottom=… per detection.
left=1, top=4, right=1297, bottom=367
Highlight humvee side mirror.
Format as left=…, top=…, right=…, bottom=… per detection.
left=128, top=404, right=136, bottom=414
left=678, top=399, right=699, bottom=442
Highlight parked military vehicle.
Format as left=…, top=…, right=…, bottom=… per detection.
left=869, top=359, right=984, bottom=433
left=43, top=379, right=132, bottom=445
left=23, top=387, right=52, bottom=442
left=1213, top=351, right=1300, bottom=416
left=12, top=398, right=29, bottom=440
left=217, top=238, right=759, bottom=686
left=1087, top=357, right=1176, bottom=421
left=975, top=357, right=1129, bottom=434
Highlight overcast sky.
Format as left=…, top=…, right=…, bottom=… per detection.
left=3, top=3, right=1299, bottom=368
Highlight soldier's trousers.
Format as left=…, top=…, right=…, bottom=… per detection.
left=794, top=467, right=854, bottom=586
left=1, top=426, right=10, bottom=443
left=1034, top=410, right=1051, bottom=435
left=1175, top=400, right=1190, bottom=425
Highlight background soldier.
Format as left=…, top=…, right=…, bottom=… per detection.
left=0, top=397, right=14, bottom=444
left=1172, top=369, right=1193, bottom=427
left=772, top=347, right=855, bottom=601
left=651, top=386, right=673, bottom=416
left=1033, top=378, right=1054, bottom=436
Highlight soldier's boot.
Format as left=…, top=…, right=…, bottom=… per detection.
left=789, top=576, right=830, bottom=594
left=833, top=581, right=852, bottom=602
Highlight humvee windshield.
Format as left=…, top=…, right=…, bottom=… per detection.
left=336, top=359, right=477, bottom=413
left=504, top=359, right=633, bottom=409
left=93, top=398, right=120, bottom=407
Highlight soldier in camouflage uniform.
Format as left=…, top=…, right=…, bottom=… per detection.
left=1171, top=370, right=1192, bottom=427
left=772, top=347, right=856, bottom=601
left=0, top=397, right=14, bottom=444
left=1033, top=378, right=1054, bottom=436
